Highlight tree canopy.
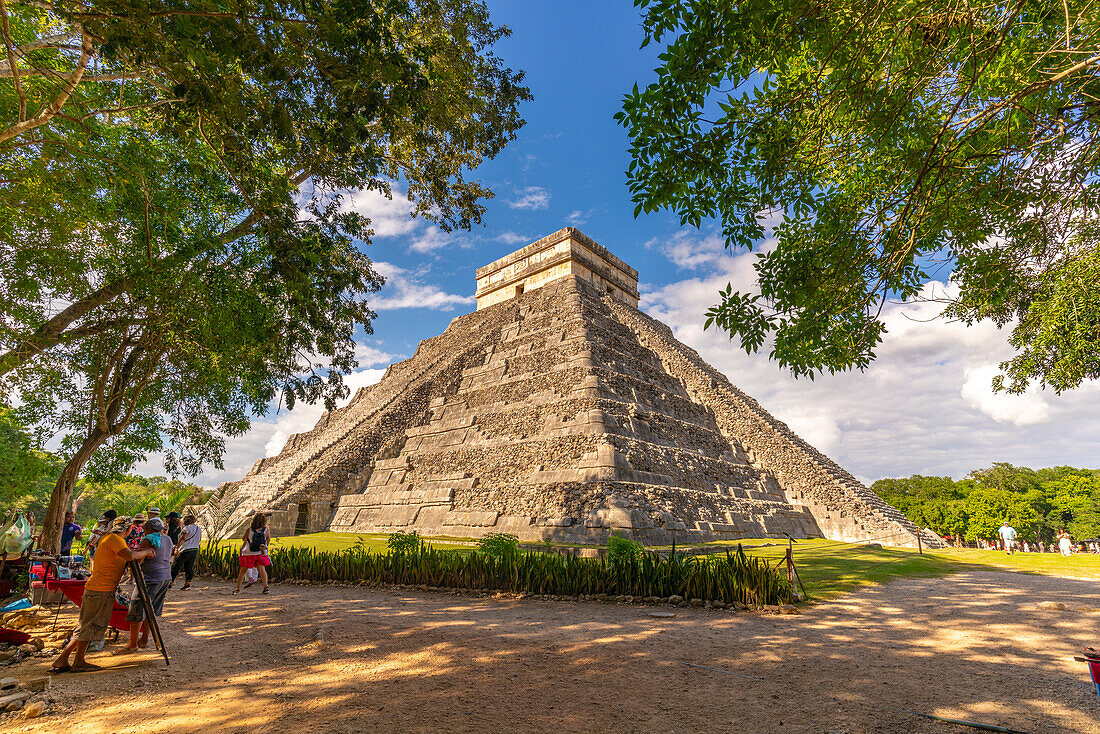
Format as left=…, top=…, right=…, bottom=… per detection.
left=0, top=0, right=529, bottom=550
left=0, top=405, right=61, bottom=509
left=872, top=463, right=1100, bottom=542
left=619, top=0, right=1100, bottom=392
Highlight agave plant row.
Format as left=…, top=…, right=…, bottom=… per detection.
left=197, top=543, right=792, bottom=607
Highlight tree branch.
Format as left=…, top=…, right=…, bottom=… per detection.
left=0, top=68, right=145, bottom=80
left=0, top=28, right=93, bottom=144
left=0, top=277, right=130, bottom=378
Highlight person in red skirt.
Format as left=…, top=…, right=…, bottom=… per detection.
left=233, top=513, right=271, bottom=594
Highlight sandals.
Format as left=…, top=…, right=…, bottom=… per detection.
left=180, top=584, right=191, bottom=590
left=70, top=662, right=103, bottom=673
left=232, top=589, right=241, bottom=595
left=262, top=587, right=270, bottom=594
left=49, top=665, right=71, bottom=674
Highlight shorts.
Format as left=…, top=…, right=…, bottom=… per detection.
left=127, top=579, right=171, bottom=622
left=76, top=589, right=116, bottom=642
left=239, top=554, right=271, bottom=569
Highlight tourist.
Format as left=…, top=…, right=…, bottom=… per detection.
left=170, top=515, right=202, bottom=590
left=125, top=513, right=146, bottom=550
left=1021, top=540, right=1029, bottom=553
left=84, top=510, right=117, bottom=559
left=234, top=513, right=271, bottom=595
left=165, top=512, right=183, bottom=547
left=117, top=517, right=173, bottom=653
left=147, top=506, right=161, bottom=520
left=60, top=511, right=83, bottom=556
left=1057, top=528, right=1073, bottom=556
left=51, top=517, right=154, bottom=673
left=998, top=522, right=1017, bottom=554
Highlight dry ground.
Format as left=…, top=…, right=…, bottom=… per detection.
left=3, top=570, right=1099, bottom=733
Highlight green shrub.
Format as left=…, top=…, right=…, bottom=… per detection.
left=605, top=532, right=645, bottom=567
left=476, top=533, right=519, bottom=559
left=196, top=542, right=791, bottom=608
left=386, top=530, right=421, bottom=555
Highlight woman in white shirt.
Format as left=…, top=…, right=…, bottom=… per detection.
left=1057, top=528, right=1073, bottom=557
left=170, top=515, right=203, bottom=590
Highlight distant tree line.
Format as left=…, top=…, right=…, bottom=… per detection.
left=872, top=463, right=1100, bottom=543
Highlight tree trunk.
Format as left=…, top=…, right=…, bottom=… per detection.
left=38, top=429, right=106, bottom=554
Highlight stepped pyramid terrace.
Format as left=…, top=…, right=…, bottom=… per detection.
left=214, top=228, right=939, bottom=549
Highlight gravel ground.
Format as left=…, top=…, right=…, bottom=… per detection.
left=2, top=569, right=1098, bottom=733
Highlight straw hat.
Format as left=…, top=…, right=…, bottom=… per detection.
left=133, top=512, right=147, bottom=523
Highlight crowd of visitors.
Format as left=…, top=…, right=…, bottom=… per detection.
left=46, top=507, right=274, bottom=672
left=967, top=524, right=1098, bottom=555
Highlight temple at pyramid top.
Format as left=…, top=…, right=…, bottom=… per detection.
left=475, top=228, right=640, bottom=309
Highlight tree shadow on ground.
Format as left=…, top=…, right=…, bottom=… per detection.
left=9, top=571, right=1100, bottom=734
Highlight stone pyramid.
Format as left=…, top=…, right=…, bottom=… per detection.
left=217, top=228, right=937, bottom=548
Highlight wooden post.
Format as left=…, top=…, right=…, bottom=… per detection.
left=785, top=545, right=794, bottom=603
left=917, top=532, right=923, bottom=556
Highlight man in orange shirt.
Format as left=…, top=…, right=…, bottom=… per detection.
left=51, top=517, right=154, bottom=673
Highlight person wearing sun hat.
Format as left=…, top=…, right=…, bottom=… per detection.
left=51, top=516, right=154, bottom=673
left=116, top=516, right=174, bottom=653
left=124, top=513, right=147, bottom=551
left=85, top=510, right=117, bottom=559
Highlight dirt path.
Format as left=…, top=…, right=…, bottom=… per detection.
left=3, top=570, right=1099, bottom=733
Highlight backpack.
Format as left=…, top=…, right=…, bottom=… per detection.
left=248, top=529, right=266, bottom=553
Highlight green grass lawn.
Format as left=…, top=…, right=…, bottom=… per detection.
left=732, top=540, right=1100, bottom=601
left=927, top=546, right=1100, bottom=581
left=731, top=539, right=960, bottom=601
left=214, top=531, right=478, bottom=554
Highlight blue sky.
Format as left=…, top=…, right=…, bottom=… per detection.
left=170, top=1, right=1100, bottom=489
left=359, top=1, right=671, bottom=356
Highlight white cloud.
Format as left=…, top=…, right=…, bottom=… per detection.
left=642, top=231, right=1100, bottom=481
left=647, top=230, right=728, bottom=270
left=565, top=210, right=587, bottom=226
left=407, top=226, right=456, bottom=254
left=960, top=365, right=1052, bottom=426
left=342, top=187, right=418, bottom=237
left=372, top=261, right=474, bottom=311
left=508, top=186, right=551, bottom=211
left=343, top=186, right=464, bottom=254
left=354, top=344, right=393, bottom=367
left=494, top=231, right=530, bottom=246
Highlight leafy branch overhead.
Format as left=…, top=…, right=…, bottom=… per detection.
left=619, top=0, right=1100, bottom=392
left=0, top=0, right=529, bottom=551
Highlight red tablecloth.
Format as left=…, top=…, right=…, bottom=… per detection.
left=46, top=578, right=131, bottom=632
